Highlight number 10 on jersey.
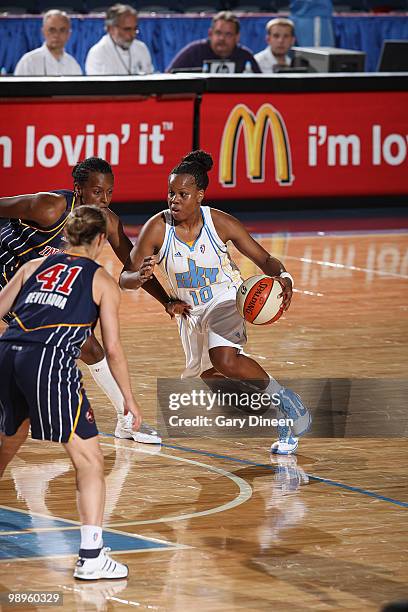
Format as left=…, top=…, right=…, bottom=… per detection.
left=189, top=286, right=213, bottom=306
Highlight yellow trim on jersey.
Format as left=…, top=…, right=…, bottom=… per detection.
left=12, top=313, right=94, bottom=332
left=68, top=391, right=83, bottom=442
left=185, top=239, right=195, bottom=247
left=19, top=194, right=75, bottom=232
left=17, top=194, right=75, bottom=256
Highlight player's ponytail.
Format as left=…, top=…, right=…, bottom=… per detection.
left=65, top=205, right=107, bottom=247
left=170, top=150, right=213, bottom=190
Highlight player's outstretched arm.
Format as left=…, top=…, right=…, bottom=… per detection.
left=120, top=214, right=163, bottom=290
left=0, top=192, right=66, bottom=226
left=212, top=209, right=293, bottom=310
left=105, top=209, right=134, bottom=265
left=120, top=214, right=191, bottom=318
left=95, top=268, right=142, bottom=428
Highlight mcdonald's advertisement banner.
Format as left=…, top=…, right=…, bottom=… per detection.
left=0, top=97, right=194, bottom=201
left=200, top=92, right=408, bottom=199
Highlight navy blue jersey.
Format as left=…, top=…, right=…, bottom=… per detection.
left=1, top=252, right=100, bottom=358
left=0, top=190, right=75, bottom=288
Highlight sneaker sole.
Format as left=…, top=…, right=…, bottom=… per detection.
left=115, top=431, right=162, bottom=444
left=74, top=568, right=128, bottom=580
left=270, top=441, right=299, bottom=455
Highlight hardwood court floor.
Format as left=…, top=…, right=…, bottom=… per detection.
left=0, top=229, right=407, bottom=611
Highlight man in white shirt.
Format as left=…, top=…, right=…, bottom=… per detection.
left=14, top=10, right=82, bottom=76
left=255, top=18, right=295, bottom=73
left=85, top=4, right=154, bottom=75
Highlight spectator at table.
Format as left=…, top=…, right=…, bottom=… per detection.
left=85, top=4, right=154, bottom=75
left=166, top=11, right=261, bottom=74
left=14, top=10, right=82, bottom=76
left=255, top=18, right=295, bottom=73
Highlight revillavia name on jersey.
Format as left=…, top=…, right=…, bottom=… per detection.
left=25, top=291, right=67, bottom=310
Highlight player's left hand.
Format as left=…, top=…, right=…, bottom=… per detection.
left=165, top=299, right=192, bottom=319
left=138, top=256, right=155, bottom=284
left=276, top=277, right=293, bottom=311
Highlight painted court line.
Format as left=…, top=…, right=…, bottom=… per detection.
left=0, top=548, right=182, bottom=564
left=100, top=441, right=252, bottom=526
left=157, top=442, right=408, bottom=510
left=283, top=253, right=408, bottom=280
left=98, top=433, right=408, bottom=509
left=0, top=503, right=186, bottom=562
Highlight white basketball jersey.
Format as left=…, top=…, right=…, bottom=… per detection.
left=157, top=207, right=242, bottom=311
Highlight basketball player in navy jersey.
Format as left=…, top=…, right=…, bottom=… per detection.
left=0, top=205, right=140, bottom=579
left=0, top=157, right=159, bottom=444
left=120, top=150, right=311, bottom=455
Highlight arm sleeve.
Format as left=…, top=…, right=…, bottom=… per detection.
left=14, top=55, right=32, bottom=76
left=141, top=43, right=154, bottom=74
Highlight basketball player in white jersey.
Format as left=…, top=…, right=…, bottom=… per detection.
left=120, top=150, right=311, bottom=454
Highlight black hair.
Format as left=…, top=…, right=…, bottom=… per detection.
left=64, top=205, right=107, bottom=246
left=170, top=150, right=213, bottom=191
left=72, top=157, right=113, bottom=186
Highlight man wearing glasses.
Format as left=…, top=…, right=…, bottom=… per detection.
left=85, top=4, right=154, bottom=75
left=14, top=10, right=82, bottom=76
left=166, top=11, right=261, bottom=74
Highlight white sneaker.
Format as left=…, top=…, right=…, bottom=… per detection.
left=74, top=547, right=128, bottom=580
left=115, top=413, right=162, bottom=444
left=270, top=436, right=299, bottom=455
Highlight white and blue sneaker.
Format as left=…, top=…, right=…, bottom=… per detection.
left=277, top=388, right=312, bottom=437
left=271, top=436, right=299, bottom=455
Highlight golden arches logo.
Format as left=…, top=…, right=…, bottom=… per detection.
left=219, top=103, right=293, bottom=187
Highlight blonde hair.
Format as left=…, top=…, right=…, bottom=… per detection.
left=64, top=205, right=107, bottom=247
left=266, top=18, right=295, bottom=36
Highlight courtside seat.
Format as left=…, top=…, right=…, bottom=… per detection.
left=37, top=0, right=86, bottom=11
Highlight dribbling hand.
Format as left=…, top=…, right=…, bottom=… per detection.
left=165, top=299, right=192, bottom=319
left=276, top=277, right=293, bottom=311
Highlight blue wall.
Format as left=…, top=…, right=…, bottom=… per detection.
left=0, top=14, right=407, bottom=73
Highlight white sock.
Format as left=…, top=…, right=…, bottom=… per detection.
left=80, top=525, right=103, bottom=549
left=87, top=357, right=124, bottom=419
left=265, top=374, right=283, bottom=398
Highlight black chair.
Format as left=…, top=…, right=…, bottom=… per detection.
left=36, top=0, right=86, bottom=12
left=368, top=0, right=408, bottom=10
left=182, top=0, right=222, bottom=11
left=0, top=0, right=36, bottom=12
left=133, top=0, right=182, bottom=11
left=270, top=0, right=290, bottom=11
left=231, top=0, right=276, bottom=11
left=83, top=0, right=109, bottom=12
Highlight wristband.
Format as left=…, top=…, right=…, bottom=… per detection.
left=279, top=272, right=294, bottom=288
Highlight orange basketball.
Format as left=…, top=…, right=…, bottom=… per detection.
left=236, top=275, right=285, bottom=325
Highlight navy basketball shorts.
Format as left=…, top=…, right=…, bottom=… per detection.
left=0, top=342, right=98, bottom=443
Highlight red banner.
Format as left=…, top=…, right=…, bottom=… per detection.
left=0, top=97, right=195, bottom=201
left=200, top=92, right=408, bottom=199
